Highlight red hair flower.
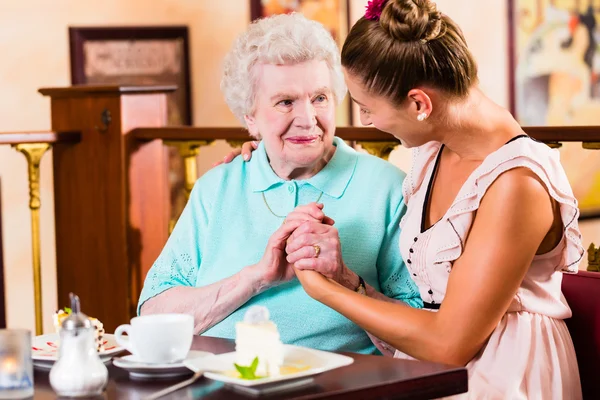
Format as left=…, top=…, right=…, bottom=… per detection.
left=365, top=0, right=388, bottom=21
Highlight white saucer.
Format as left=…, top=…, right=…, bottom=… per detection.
left=113, top=350, right=214, bottom=380
left=33, top=357, right=112, bottom=371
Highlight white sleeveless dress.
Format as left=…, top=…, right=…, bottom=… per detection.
left=395, top=136, right=584, bottom=399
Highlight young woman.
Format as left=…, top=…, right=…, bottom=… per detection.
left=230, top=1, right=584, bottom=397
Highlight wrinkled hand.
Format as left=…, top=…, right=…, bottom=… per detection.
left=253, top=219, right=304, bottom=291
left=211, top=141, right=258, bottom=167
left=284, top=203, right=335, bottom=226
left=285, top=221, right=359, bottom=290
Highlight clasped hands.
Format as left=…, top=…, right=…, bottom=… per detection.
left=253, top=203, right=358, bottom=299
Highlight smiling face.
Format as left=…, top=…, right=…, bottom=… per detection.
left=344, top=69, right=435, bottom=148
left=245, top=60, right=336, bottom=179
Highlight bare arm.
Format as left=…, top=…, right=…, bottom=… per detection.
left=141, top=265, right=268, bottom=334
left=141, top=218, right=305, bottom=334
left=363, top=286, right=405, bottom=356
left=296, top=168, right=557, bottom=365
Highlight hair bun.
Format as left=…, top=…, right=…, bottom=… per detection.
left=380, top=0, right=446, bottom=43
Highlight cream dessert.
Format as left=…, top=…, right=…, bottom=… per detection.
left=235, top=306, right=284, bottom=377
left=53, top=308, right=106, bottom=352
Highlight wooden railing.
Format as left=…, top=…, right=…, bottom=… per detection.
left=132, top=125, right=600, bottom=145
left=131, top=125, right=600, bottom=270
left=132, top=125, right=600, bottom=142
left=2, top=85, right=600, bottom=334
left=131, top=125, right=600, bottom=171
left=0, top=131, right=80, bottom=334
left=0, top=131, right=81, bottom=145
left=131, top=124, right=600, bottom=180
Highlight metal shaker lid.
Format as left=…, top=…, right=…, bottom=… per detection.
left=61, top=293, right=92, bottom=331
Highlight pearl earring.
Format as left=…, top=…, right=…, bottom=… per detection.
left=417, top=112, right=428, bottom=122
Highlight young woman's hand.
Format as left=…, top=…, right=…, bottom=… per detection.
left=211, top=141, right=259, bottom=167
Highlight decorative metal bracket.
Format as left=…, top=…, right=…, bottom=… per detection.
left=12, top=142, right=51, bottom=335
left=588, top=243, right=600, bottom=272
left=226, top=140, right=247, bottom=149
left=358, top=141, right=399, bottom=160
left=164, top=140, right=214, bottom=233
left=164, top=140, right=214, bottom=200
left=545, top=142, right=563, bottom=149
left=583, top=142, right=600, bottom=150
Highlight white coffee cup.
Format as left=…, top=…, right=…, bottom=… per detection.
left=114, top=314, right=194, bottom=364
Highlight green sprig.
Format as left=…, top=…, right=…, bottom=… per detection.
left=233, top=357, right=265, bottom=380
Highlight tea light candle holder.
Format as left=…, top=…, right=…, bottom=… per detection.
left=0, top=330, right=33, bottom=399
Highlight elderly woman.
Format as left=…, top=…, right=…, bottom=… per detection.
left=137, top=13, right=421, bottom=354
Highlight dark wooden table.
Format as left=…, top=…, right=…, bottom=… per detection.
left=33, top=336, right=467, bottom=399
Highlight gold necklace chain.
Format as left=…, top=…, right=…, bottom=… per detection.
left=262, top=191, right=324, bottom=219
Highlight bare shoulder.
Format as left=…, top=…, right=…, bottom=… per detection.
left=477, top=167, right=555, bottom=234
left=484, top=167, right=551, bottom=205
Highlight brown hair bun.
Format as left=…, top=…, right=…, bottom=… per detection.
left=380, top=0, right=446, bottom=43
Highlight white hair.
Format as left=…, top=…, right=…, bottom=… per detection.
left=221, top=13, right=347, bottom=127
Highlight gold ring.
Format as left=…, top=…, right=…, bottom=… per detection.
left=313, top=245, right=321, bottom=258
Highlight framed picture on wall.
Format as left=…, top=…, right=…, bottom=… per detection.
left=69, top=26, right=193, bottom=222
left=69, top=26, right=192, bottom=125
left=251, top=0, right=350, bottom=42
left=508, top=0, right=600, bottom=217
left=250, top=0, right=354, bottom=125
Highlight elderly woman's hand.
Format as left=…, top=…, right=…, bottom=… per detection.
left=285, top=221, right=360, bottom=290
left=252, top=218, right=305, bottom=292
left=284, top=203, right=335, bottom=226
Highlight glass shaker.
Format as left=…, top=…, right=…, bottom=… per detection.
left=49, top=293, right=108, bottom=397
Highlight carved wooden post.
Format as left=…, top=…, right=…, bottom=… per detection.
left=39, top=86, right=173, bottom=332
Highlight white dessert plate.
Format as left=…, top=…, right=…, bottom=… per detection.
left=32, top=333, right=124, bottom=361
left=184, top=345, right=354, bottom=388
left=113, top=350, right=214, bottom=380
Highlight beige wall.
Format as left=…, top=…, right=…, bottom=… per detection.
left=0, top=0, right=249, bottom=332
left=1, top=0, right=597, bottom=333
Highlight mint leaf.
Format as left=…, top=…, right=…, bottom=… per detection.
left=234, top=357, right=264, bottom=380
left=234, top=363, right=255, bottom=379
